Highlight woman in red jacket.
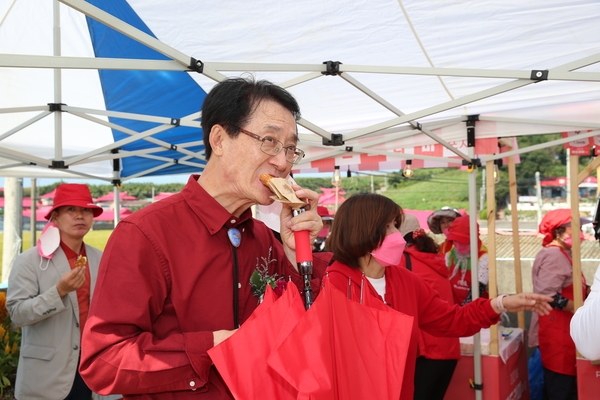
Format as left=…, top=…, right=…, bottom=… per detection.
left=325, top=193, right=553, bottom=400
left=399, top=213, right=459, bottom=400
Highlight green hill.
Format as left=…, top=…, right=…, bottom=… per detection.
left=382, top=168, right=472, bottom=210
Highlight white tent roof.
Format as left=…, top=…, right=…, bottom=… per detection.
left=1, top=0, right=599, bottom=180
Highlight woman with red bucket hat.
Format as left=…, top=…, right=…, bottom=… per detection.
left=529, top=208, right=591, bottom=400
left=7, top=183, right=103, bottom=400
left=445, top=215, right=489, bottom=306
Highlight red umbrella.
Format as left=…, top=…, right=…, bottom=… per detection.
left=267, top=277, right=414, bottom=400
left=208, top=284, right=305, bottom=399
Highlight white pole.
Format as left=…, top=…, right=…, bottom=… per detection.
left=566, top=149, right=571, bottom=207
left=53, top=0, right=63, bottom=162
left=113, top=186, right=121, bottom=226
left=468, top=154, right=483, bottom=400
left=2, top=177, right=23, bottom=282
left=480, top=167, right=486, bottom=212
left=30, top=178, right=37, bottom=247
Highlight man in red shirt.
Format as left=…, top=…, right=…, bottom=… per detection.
left=80, top=77, right=327, bottom=398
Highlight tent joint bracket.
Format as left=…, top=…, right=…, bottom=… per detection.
left=466, top=115, right=479, bottom=147
left=50, top=160, right=68, bottom=169
left=322, top=133, right=344, bottom=146
left=48, top=103, right=65, bottom=112
left=462, top=158, right=481, bottom=170
left=322, top=61, right=342, bottom=76
left=189, top=57, right=204, bottom=73
left=530, top=69, right=548, bottom=81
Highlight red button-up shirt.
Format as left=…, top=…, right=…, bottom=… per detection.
left=80, top=175, right=325, bottom=399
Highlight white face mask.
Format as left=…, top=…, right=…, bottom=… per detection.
left=37, top=221, right=60, bottom=259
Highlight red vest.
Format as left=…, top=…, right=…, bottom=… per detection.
left=538, top=277, right=587, bottom=376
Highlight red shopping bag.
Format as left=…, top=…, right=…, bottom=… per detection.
left=268, top=277, right=413, bottom=400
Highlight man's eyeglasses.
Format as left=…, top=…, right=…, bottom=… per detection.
left=235, top=126, right=305, bottom=165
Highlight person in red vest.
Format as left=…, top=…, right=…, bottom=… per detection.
left=445, top=215, right=489, bottom=305
left=325, top=193, right=553, bottom=400
left=427, top=206, right=461, bottom=254
left=399, top=213, right=459, bottom=400
left=529, top=209, right=590, bottom=400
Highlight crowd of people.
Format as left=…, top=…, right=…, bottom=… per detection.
left=4, top=77, right=599, bottom=400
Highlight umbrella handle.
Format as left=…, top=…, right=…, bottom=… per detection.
left=293, top=208, right=314, bottom=309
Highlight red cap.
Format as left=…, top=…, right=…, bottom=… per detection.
left=44, top=184, right=104, bottom=220
left=446, top=215, right=481, bottom=246
left=317, top=206, right=333, bottom=221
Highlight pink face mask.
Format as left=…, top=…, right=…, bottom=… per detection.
left=317, top=227, right=330, bottom=239
left=442, top=228, right=450, bottom=236
left=371, top=232, right=406, bottom=267
left=562, top=231, right=585, bottom=248
left=37, top=222, right=60, bottom=259
left=454, top=241, right=471, bottom=255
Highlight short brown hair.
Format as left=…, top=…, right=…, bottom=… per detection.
left=326, top=193, right=403, bottom=269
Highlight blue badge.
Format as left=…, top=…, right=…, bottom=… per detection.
left=228, top=228, right=242, bottom=248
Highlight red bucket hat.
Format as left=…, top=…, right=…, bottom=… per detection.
left=44, top=184, right=104, bottom=220
left=317, top=206, right=334, bottom=221
left=446, top=215, right=481, bottom=246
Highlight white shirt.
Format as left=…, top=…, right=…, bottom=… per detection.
left=366, top=275, right=387, bottom=303
left=570, top=264, right=600, bottom=360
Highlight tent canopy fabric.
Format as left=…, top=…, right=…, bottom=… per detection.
left=1, top=0, right=599, bottom=181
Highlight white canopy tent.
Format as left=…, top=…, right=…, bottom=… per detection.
left=1, top=0, right=599, bottom=181
left=2, top=1, right=600, bottom=397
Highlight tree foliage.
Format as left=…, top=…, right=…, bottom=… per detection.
left=14, top=182, right=186, bottom=200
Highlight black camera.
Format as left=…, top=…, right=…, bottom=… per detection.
left=593, top=197, right=600, bottom=242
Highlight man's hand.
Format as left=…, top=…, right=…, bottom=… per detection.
left=279, top=184, right=323, bottom=266
left=213, top=329, right=238, bottom=346
left=56, top=266, right=86, bottom=298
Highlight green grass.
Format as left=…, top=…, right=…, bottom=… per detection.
left=0, top=230, right=113, bottom=279
left=383, top=168, right=472, bottom=210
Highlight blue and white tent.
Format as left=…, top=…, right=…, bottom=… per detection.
left=1, top=0, right=600, bottom=181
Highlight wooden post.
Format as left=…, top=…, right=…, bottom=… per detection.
left=569, top=155, right=583, bottom=310
left=508, top=156, right=525, bottom=329
left=486, top=161, right=499, bottom=356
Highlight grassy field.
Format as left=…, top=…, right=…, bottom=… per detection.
left=383, top=168, right=472, bottom=211
left=0, top=230, right=113, bottom=276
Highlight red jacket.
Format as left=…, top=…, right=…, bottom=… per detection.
left=326, top=261, right=500, bottom=400
left=399, top=246, right=460, bottom=360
